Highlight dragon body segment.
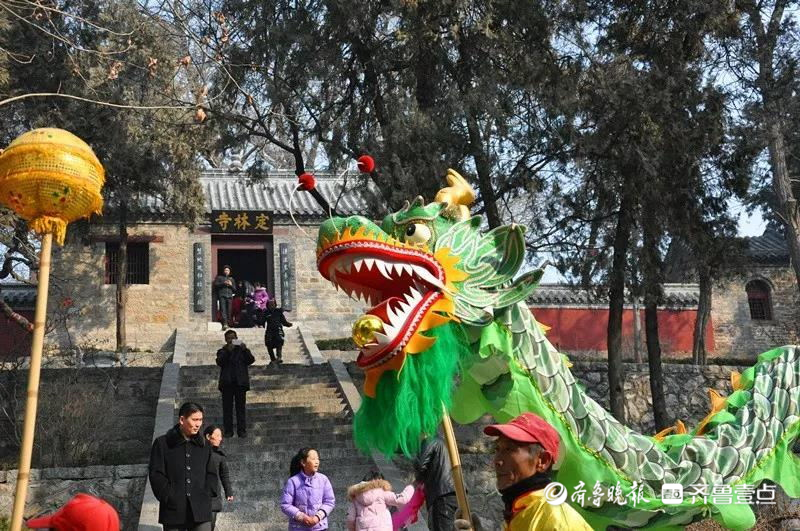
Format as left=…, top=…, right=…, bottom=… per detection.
left=315, top=170, right=800, bottom=529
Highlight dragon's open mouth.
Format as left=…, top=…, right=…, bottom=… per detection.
left=318, top=241, right=448, bottom=369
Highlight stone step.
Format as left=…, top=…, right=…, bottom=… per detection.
left=180, top=380, right=340, bottom=391
left=181, top=364, right=331, bottom=375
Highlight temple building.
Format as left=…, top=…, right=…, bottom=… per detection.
left=40, top=169, right=382, bottom=353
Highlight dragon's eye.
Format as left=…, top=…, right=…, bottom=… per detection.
left=404, top=223, right=432, bottom=245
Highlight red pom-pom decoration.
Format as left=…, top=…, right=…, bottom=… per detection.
left=298, top=172, right=316, bottom=191
left=357, top=155, right=375, bottom=173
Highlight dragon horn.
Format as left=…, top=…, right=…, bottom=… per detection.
left=434, top=169, right=475, bottom=221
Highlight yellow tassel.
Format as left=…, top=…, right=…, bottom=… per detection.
left=30, top=216, right=67, bottom=245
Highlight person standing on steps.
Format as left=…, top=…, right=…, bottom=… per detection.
left=148, top=402, right=215, bottom=531
left=281, top=447, right=335, bottom=530
left=204, top=425, right=234, bottom=530
left=264, top=298, right=292, bottom=364
left=414, top=435, right=458, bottom=531
left=216, top=329, right=255, bottom=438
left=213, top=265, right=236, bottom=330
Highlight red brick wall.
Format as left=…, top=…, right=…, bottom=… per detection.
left=531, top=307, right=714, bottom=355
left=0, top=310, right=33, bottom=358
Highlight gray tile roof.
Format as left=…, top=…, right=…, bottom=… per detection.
left=746, top=229, right=790, bottom=263
left=529, top=283, right=700, bottom=307
left=102, top=169, right=385, bottom=220
left=200, top=170, right=383, bottom=217
left=0, top=283, right=36, bottom=308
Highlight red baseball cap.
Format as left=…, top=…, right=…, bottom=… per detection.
left=26, top=493, right=119, bottom=531
left=484, top=412, right=560, bottom=461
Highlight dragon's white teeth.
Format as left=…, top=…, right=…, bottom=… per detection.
left=402, top=264, right=415, bottom=276
left=411, top=265, right=444, bottom=290
left=376, top=261, right=393, bottom=280
left=353, top=259, right=363, bottom=273
left=364, top=258, right=375, bottom=270
left=373, top=331, right=390, bottom=345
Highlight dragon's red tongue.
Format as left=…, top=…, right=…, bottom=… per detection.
left=366, top=297, right=402, bottom=324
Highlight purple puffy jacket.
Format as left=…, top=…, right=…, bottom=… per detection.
left=252, top=287, right=270, bottom=310
left=281, top=471, right=335, bottom=530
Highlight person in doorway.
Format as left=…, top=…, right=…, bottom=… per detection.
left=216, top=329, right=255, bottom=438
left=264, top=298, right=292, bottom=364
left=281, top=447, right=335, bottom=530
left=251, top=282, right=270, bottom=327
left=213, top=266, right=236, bottom=330
left=454, top=412, right=592, bottom=531
left=204, top=425, right=234, bottom=530
left=26, top=493, right=120, bottom=530
left=414, top=435, right=458, bottom=531
left=148, top=402, right=215, bottom=531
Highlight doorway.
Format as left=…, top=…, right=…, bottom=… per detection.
left=217, top=249, right=268, bottom=289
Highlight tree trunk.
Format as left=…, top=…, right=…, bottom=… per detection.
left=116, top=203, right=128, bottom=362
left=763, top=118, right=800, bottom=292
left=693, top=264, right=712, bottom=365
left=465, top=111, right=502, bottom=228
left=643, top=214, right=669, bottom=430
left=644, top=297, right=670, bottom=430
left=607, top=192, right=633, bottom=423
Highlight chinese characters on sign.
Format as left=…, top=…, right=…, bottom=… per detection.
left=193, top=243, right=205, bottom=312
left=545, top=481, right=776, bottom=508
left=279, top=243, right=293, bottom=312
left=211, top=210, right=273, bottom=234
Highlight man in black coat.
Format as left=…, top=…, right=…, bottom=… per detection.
left=216, top=329, right=255, bottom=438
left=148, top=402, right=215, bottom=530
left=414, top=435, right=459, bottom=531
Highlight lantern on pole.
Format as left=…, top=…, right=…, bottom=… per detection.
left=0, top=128, right=104, bottom=531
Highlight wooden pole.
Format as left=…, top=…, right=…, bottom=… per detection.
left=10, top=232, right=53, bottom=531
left=441, top=406, right=473, bottom=529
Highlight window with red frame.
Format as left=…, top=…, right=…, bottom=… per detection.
left=746, top=280, right=772, bottom=321
left=105, top=242, right=150, bottom=284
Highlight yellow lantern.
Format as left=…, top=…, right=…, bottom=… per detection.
left=0, top=128, right=104, bottom=245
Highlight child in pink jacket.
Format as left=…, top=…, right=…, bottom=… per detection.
left=346, top=471, right=414, bottom=531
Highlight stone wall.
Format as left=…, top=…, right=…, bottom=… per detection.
left=274, top=224, right=364, bottom=341
left=48, top=222, right=208, bottom=352
left=0, top=465, right=147, bottom=531
left=0, top=367, right=161, bottom=469
left=713, top=266, right=800, bottom=358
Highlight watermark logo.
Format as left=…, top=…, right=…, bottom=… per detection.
left=661, top=484, right=684, bottom=505
left=544, top=482, right=568, bottom=506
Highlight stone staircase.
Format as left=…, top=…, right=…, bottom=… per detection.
left=183, top=326, right=306, bottom=366
left=176, top=331, right=379, bottom=530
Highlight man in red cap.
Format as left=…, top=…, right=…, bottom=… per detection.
left=26, top=493, right=120, bottom=530
left=456, top=412, right=592, bottom=530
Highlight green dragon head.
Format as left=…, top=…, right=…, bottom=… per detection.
left=317, top=169, right=541, bottom=398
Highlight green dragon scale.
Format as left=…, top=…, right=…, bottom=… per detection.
left=315, top=170, right=800, bottom=530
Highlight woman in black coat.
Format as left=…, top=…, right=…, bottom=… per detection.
left=264, top=299, right=292, bottom=364
left=216, top=329, right=255, bottom=437
left=204, top=425, right=234, bottom=530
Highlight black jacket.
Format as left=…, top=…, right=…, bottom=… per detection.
left=264, top=308, right=292, bottom=348
left=148, top=425, right=215, bottom=525
left=414, top=436, right=456, bottom=507
left=216, top=345, right=255, bottom=391
left=214, top=274, right=236, bottom=298
left=209, top=447, right=233, bottom=512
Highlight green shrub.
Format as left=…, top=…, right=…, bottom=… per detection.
left=0, top=515, right=9, bottom=531
left=316, top=337, right=357, bottom=351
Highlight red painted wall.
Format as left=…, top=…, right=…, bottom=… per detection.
left=0, top=310, right=34, bottom=358
left=531, top=307, right=715, bottom=354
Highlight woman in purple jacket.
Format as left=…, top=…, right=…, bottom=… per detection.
left=281, top=447, right=335, bottom=530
